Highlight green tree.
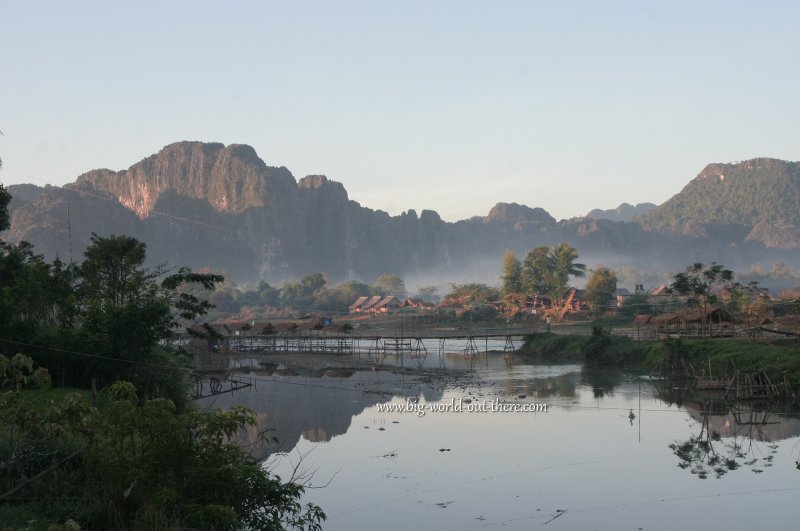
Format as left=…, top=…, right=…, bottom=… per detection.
left=373, top=273, right=406, bottom=297
left=444, top=283, right=501, bottom=304
left=1, top=365, right=326, bottom=530
left=550, top=242, right=586, bottom=292
left=669, top=262, right=734, bottom=337
left=501, top=250, right=522, bottom=296
left=414, top=285, right=440, bottom=303
left=257, top=280, right=281, bottom=308
left=585, top=266, right=618, bottom=312
left=279, top=273, right=327, bottom=309
left=313, top=279, right=373, bottom=311
left=1, top=242, right=77, bottom=326
left=79, top=235, right=222, bottom=402
left=0, top=183, right=10, bottom=232
left=521, top=246, right=552, bottom=295
left=80, top=234, right=156, bottom=310
left=520, top=242, right=585, bottom=314
left=84, top=381, right=325, bottom=530
left=620, top=293, right=650, bottom=317
left=1, top=144, right=8, bottom=230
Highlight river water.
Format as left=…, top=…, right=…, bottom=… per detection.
left=200, top=355, right=800, bottom=530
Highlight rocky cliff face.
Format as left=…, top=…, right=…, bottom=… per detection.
left=4, top=144, right=799, bottom=284
left=73, top=142, right=297, bottom=217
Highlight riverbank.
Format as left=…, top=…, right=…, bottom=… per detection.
left=519, top=331, right=800, bottom=390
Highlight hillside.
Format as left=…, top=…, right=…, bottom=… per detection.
left=638, top=158, right=800, bottom=248
left=586, top=202, right=656, bottom=222
left=3, top=144, right=800, bottom=285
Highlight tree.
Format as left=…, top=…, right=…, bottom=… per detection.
left=585, top=266, right=618, bottom=312
left=373, top=273, right=406, bottom=297
left=520, top=242, right=585, bottom=315
left=1, top=364, right=326, bottom=530
left=414, top=285, right=440, bottom=303
left=444, top=283, right=500, bottom=304
left=80, top=233, right=155, bottom=310
left=550, top=242, right=586, bottom=293
left=279, top=273, right=327, bottom=309
left=620, top=293, right=650, bottom=317
left=501, top=250, right=522, bottom=296
left=312, top=279, right=372, bottom=311
left=257, top=280, right=281, bottom=308
left=669, top=262, right=734, bottom=337
left=727, top=281, right=770, bottom=342
left=1, top=126, right=10, bottom=229
left=521, top=246, right=552, bottom=295
left=84, top=382, right=326, bottom=530
left=78, top=235, right=223, bottom=402
left=0, top=183, right=10, bottom=232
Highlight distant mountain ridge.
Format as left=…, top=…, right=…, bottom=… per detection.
left=586, top=202, right=657, bottom=222
left=3, top=142, right=799, bottom=284
left=638, top=158, right=800, bottom=247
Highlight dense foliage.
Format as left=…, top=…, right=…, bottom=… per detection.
left=584, top=266, right=618, bottom=312
left=206, top=272, right=436, bottom=317
left=443, top=283, right=501, bottom=304
left=0, top=188, right=326, bottom=529
left=1, top=365, right=325, bottom=530
left=639, top=158, right=800, bottom=232
left=503, top=242, right=586, bottom=314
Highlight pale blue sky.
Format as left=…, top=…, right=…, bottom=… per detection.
left=2, top=0, right=798, bottom=221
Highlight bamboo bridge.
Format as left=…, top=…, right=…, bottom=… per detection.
left=191, top=326, right=539, bottom=370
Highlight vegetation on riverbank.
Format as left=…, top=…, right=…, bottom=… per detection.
left=1, top=183, right=327, bottom=529
left=519, top=328, right=800, bottom=390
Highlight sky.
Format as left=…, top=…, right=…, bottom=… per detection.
left=1, top=0, right=799, bottom=222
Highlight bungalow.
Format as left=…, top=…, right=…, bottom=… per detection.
left=360, top=295, right=384, bottom=312
left=348, top=294, right=405, bottom=314
left=349, top=296, right=370, bottom=314
left=373, top=295, right=402, bottom=313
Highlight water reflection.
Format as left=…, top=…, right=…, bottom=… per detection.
left=197, top=369, right=444, bottom=459
left=199, top=357, right=800, bottom=530
left=655, top=383, right=800, bottom=478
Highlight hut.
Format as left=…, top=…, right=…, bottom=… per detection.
left=360, top=295, right=383, bottom=313
left=373, top=295, right=402, bottom=313
left=349, top=296, right=370, bottom=314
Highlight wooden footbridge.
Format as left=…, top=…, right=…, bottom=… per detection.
left=197, top=326, right=538, bottom=369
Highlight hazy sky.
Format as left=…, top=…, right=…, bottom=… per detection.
left=2, top=0, right=798, bottom=221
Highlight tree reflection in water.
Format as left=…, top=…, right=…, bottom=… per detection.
left=657, top=382, right=792, bottom=479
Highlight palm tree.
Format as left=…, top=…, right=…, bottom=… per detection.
left=547, top=242, right=586, bottom=313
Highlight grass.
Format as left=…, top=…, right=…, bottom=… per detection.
left=518, top=333, right=586, bottom=361
left=518, top=329, right=800, bottom=391
left=656, top=338, right=800, bottom=387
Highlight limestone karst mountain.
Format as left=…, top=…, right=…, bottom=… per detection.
left=3, top=142, right=798, bottom=284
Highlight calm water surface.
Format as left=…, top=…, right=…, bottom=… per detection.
left=201, top=355, right=800, bottom=530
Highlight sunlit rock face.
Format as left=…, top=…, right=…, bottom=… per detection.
left=5, top=146, right=800, bottom=285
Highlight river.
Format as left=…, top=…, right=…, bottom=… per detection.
left=199, top=354, right=800, bottom=530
